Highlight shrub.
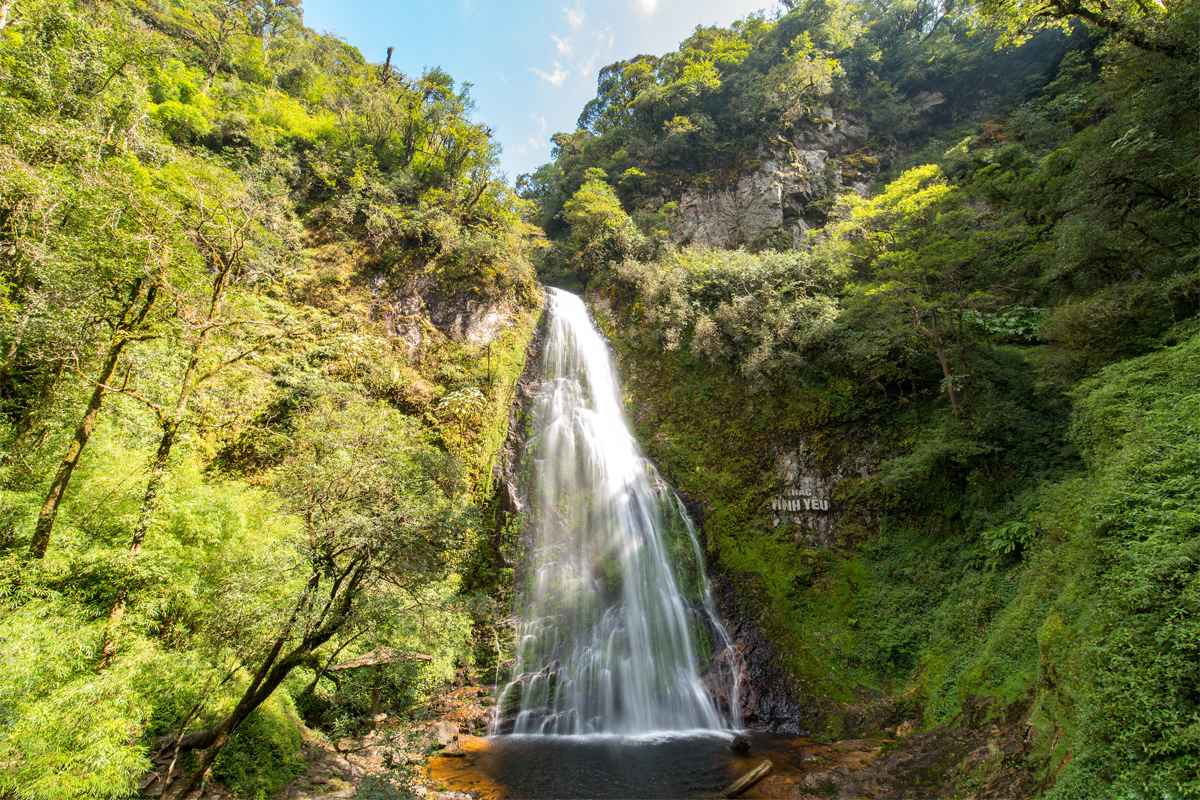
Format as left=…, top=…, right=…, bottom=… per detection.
left=152, top=100, right=214, bottom=143
left=0, top=600, right=163, bottom=800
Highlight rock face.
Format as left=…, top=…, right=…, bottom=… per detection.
left=707, top=572, right=811, bottom=735
left=770, top=440, right=875, bottom=549
left=372, top=273, right=521, bottom=356
left=491, top=309, right=548, bottom=520
left=674, top=110, right=872, bottom=249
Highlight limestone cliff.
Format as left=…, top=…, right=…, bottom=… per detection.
left=673, top=109, right=874, bottom=249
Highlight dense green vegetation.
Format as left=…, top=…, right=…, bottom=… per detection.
left=0, top=1, right=539, bottom=797
left=534, top=0, right=1198, bottom=795
left=1, top=0, right=1196, bottom=796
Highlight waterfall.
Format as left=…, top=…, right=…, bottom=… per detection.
left=495, top=288, right=741, bottom=737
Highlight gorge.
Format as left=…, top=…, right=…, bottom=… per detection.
left=0, top=0, right=1195, bottom=798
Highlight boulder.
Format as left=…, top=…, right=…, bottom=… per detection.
left=432, top=721, right=459, bottom=747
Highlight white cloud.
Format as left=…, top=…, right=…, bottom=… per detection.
left=530, top=63, right=569, bottom=87
left=551, top=33, right=572, bottom=55
left=564, top=4, right=585, bottom=30
left=631, top=0, right=658, bottom=14
left=575, top=29, right=616, bottom=80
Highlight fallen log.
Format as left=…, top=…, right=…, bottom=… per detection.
left=722, top=759, right=772, bottom=798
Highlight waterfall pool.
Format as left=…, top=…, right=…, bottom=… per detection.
left=426, top=732, right=887, bottom=799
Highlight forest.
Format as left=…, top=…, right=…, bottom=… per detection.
left=0, top=0, right=1196, bottom=798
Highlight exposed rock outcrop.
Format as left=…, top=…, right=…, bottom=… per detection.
left=674, top=109, right=873, bottom=249
left=770, top=439, right=876, bottom=549
left=372, top=273, right=523, bottom=356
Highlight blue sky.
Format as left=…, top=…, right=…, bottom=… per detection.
left=301, top=0, right=778, bottom=181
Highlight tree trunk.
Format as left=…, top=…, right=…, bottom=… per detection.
left=163, top=573, right=321, bottom=797
left=29, top=344, right=125, bottom=558
left=1055, top=0, right=1186, bottom=59
left=100, top=421, right=177, bottom=664
left=165, top=643, right=315, bottom=798
left=101, top=264, right=227, bottom=660
left=722, top=760, right=772, bottom=798
left=165, top=563, right=369, bottom=798
left=170, top=640, right=316, bottom=798
left=381, top=46, right=394, bottom=83
left=29, top=280, right=157, bottom=559
left=934, top=346, right=961, bottom=416
left=0, top=311, right=28, bottom=397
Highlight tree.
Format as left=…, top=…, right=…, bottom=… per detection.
left=190, top=0, right=254, bottom=81
left=246, top=0, right=300, bottom=53
left=25, top=168, right=178, bottom=559
left=972, top=0, right=1188, bottom=58
left=100, top=168, right=298, bottom=663
left=27, top=276, right=160, bottom=558
left=162, top=394, right=465, bottom=798
left=818, top=165, right=995, bottom=414
left=561, top=170, right=647, bottom=276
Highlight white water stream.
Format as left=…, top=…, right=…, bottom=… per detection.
left=496, top=289, right=741, bottom=736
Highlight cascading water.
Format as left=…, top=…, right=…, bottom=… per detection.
left=496, top=288, right=741, bottom=737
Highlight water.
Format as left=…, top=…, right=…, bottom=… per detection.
left=432, top=734, right=740, bottom=799
left=428, top=733, right=855, bottom=800
left=495, top=288, right=740, bottom=736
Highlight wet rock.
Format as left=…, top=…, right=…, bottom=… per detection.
left=493, top=660, right=561, bottom=734
left=440, top=739, right=467, bottom=757
left=492, top=305, right=547, bottom=522
left=729, top=734, right=752, bottom=755
left=432, top=720, right=459, bottom=747
left=706, top=574, right=810, bottom=735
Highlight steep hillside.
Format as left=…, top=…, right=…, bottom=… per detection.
left=530, top=0, right=1199, bottom=796
left=0, top=1, right=540, bottom=797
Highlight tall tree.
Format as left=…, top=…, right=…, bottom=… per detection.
left=27, top=276, right=160, bottom=558
left=246, top=0, right=300, bottom=53
left=25, top=170, right=177, bottom=559
left=100, top=173, right=295, bottom=661
left=817, top=165, right=997, bottom=415
left=162, top=395, right=464, bottom=798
